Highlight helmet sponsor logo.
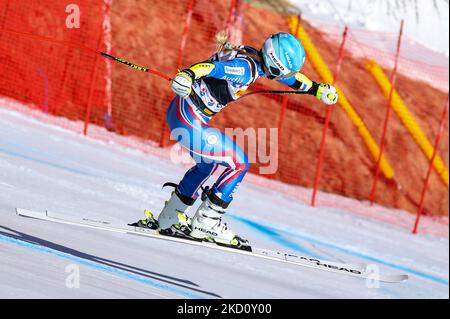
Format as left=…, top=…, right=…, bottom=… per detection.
left=269, top=52, right=285, bottom=72
left=224, top=66, right=245, bottom=76
left=285, top=52, right=293, bottom=69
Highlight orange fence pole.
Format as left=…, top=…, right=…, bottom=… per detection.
left=278, top=96, right=288, bottom=141
left=413, top=97, right=449, bottom=234
left=278, top=14, right=301, bottom=141
left=310, top=26, right=348, bottom=207
left=83, top=7, right=106, bottom=136
left=225, top=0, right=237, bottom=35
left=159, top=0, right=196, bottom=147
left=295, top=13, right=302, bottom=37
left=369, top=19, right=404, bottom=205
left=176, top=0, right=196, bottom=71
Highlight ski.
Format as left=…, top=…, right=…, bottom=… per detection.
left=15, top=208, right=408, bottom=283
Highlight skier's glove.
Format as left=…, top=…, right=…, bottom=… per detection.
left=316, top=83, right=338, bottom=105
left=171, top=71, right=194, bottom=98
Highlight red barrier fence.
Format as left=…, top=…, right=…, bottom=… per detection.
left=413, top=97, right=449, bottom=234
left=369, top=20, right=404, bottom=205
left=316, top=21, right=449, bottom=93
left=311, top=26, right=348, bottom=207
left=0, top=0, right=448, bottom=232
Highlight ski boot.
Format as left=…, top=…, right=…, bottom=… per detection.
left=129, top=183, right=194, bottom=238
left=129, top=207, right=192, bottom=239
left=190, top=188, right=251, bottom=251
left=157, top=183, right=196, bottom=239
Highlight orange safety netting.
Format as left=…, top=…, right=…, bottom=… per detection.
left=0, top=0, right=448, bottom=223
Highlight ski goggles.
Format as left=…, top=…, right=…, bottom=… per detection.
left=265, top=59, right=297, bottom=78
left=263, top=39, right=298, bottom=78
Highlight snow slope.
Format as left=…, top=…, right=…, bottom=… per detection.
left=291, top=0, right=450, bottom=57
left=0, top=104, right=448, bottom=298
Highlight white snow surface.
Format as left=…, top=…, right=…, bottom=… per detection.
left=290, top=0, right=450, bottom=57
left=0, top=103, right=448, bottom=298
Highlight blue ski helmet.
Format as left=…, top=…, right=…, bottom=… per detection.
left=261, top=32, right=306, bottom=77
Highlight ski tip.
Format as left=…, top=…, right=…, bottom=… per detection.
left=355, top=263, right=409, bottom=283
left=15, top=208, right=48, bottom=219
left=380, top=274, right=409, bottom=283
left=15, top=208, right=31, bottom=216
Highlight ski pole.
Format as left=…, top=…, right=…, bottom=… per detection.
left=99, top=52, right=310, bottom=98
left=239, top=90, right=309, bottom=99
left=99, top=52, right=172, bottom=81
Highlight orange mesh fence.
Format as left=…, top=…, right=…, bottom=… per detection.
left=0, top=0, right=448, bottom=225
left=316, top=21, right=449, bottom=92
left=297, top=18, right=449, bottom=217
left=0, top=1, right=105, bottom=125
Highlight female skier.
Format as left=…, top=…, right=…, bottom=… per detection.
left=137, top=32, right=338, bottom=249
